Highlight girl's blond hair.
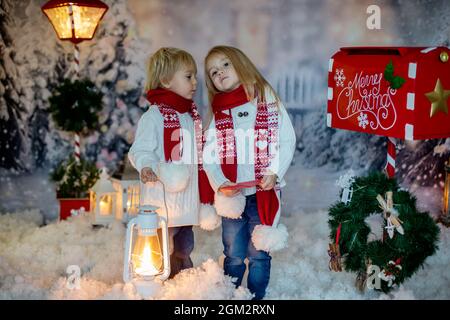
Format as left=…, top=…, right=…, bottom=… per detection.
left=204, top=45, right=280, bottom=115
left=145, top=47, right=197, bottom=91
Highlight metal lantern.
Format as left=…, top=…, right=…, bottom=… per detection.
left=123, top=205, right=170, bottom=283
left=42, top=0, right=108, bottom=44
left=111, top=155, right=141, bottom=223
left=90, top=167, right=117, bottom=226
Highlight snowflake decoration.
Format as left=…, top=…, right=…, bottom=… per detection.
left=335, top=169, right=356, bottom=189
left=334, top=68, right=346, bottom=87
left=357, top=112, right=369, bottom=129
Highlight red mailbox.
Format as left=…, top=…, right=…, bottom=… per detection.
left=327, top=47, right=450, bottom=141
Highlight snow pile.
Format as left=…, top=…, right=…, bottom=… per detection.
left=0, top=212, right=125, bottom=299
left=1, top=164, right=449, bottom=299
left=0, top=211, right=252, bottom=300
left=156, top=259, right=253, bottom=300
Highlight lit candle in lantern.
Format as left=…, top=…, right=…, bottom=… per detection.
left=123, top=205, right=170, bottom=283
left=99, top=195, right=111, bottom=216
left=131, top=233, right=163, bottom=277
left=135, top=244, right=159, bottom=276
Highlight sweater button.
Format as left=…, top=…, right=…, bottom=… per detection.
left=243, top=111, right=248, bottom=116
left=238, top=112, right=243, bottom=117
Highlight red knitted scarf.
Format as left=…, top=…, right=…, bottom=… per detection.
left=211, top=85, right=281, bottom=226
left=146, top=88, right=213, bottom=204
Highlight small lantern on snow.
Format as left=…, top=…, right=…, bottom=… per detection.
left=123, top=205, right=170, bottom=285
left=111, top=155, right=140, bottom=223
left=89, top=167, right=117, bottom=226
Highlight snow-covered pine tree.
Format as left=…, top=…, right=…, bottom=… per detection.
left=1, top=0, right=73, bottom=172
left=0, top=0, right=29, bottom=172
left=297, top=111, right=386, bottom=172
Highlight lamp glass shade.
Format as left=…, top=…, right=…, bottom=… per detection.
left=43, top=6, right=72, bottom=39
left=42, top=1, right=108, bottom=43
left=72, top=5, right=107, bottom=39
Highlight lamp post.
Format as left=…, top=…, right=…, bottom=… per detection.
left=42, top=0, right=108, bottom=162
left=439, top=157, right=450, bottom=227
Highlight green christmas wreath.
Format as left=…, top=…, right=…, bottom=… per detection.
left=328, top=172, right=440, bottom=293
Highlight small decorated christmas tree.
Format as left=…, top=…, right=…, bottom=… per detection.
left=50, top=156, right=100, bottom=199
left=47, top=79, right=104, bottom=219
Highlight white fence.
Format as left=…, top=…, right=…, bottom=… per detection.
left=271, top=62, right=326, bottom=139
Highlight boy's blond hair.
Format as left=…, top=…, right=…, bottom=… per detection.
left=145, top=47, right=197, bottom=91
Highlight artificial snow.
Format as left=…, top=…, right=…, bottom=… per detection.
left=1, top=162, right=449, bottom=300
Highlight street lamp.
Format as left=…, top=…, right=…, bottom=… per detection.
left=42, top=0, right=108, bottom=44
left=42, top=0, right=108, bottom=162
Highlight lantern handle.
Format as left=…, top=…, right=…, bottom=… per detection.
left=158, top=216, right=171, bottom=281
left=138, top=176, right=169, bottom=226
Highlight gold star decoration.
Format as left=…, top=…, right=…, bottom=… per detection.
left=425, top=78, right=450, bottom=117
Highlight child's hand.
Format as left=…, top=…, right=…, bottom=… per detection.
left=218, top=181, right=240, bottom=197
left=259, top=174, right=277, bottom=190
left=141, top=167, right=158, bottom=183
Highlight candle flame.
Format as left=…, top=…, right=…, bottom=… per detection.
left=135, top=243, right=159, bottom=276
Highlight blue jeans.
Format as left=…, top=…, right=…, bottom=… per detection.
left=222, top=194, right=271, bottom=300
left=168, top=226, right=194, bottom=278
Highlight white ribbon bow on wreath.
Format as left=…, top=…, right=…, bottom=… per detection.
left=376, top=191, right=404, bottom=239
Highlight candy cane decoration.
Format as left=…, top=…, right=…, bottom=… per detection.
left=73, top=44, right=80, bottom=79
left=70, top=4, right=81, bottom=162
left=69, top=4, right=80, bottom=79
left=74, top=132, right=81, bottom=163
left=385, top=137, right=396, bottom=178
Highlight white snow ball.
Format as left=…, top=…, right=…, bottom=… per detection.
left=251, top=223, right=289, bottom=253
left=199, top=204, right=221, bottom=231
left=156, top=162, right=190, bottom=193
left=214, top=192, right=245, bottom=219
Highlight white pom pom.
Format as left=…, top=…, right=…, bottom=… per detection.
left=199, top=204, right=221, bottom=231
left=156, top=162, right=190, bottom=193
left=214, top=192, right=245, bottom=219
left=251, top=223, right=288, bottom=253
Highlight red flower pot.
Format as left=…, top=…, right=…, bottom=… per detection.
left=58, top=198, right=90, bottom=221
